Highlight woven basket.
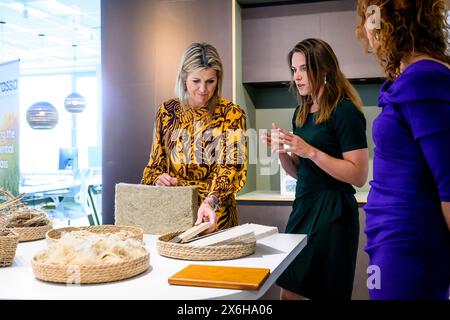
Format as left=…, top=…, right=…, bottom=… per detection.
left=0, top=189, right=26, bottom=214
left=32, top=252, right=150, bottom=284
left=12, top=224, right=53, bottom=242
left=0, top=229, right=19, bottom=267
left=156, top=231, right=256, bottom=261
left=0, top=214, right=6, bottom=228
left=46, top=225, right=144, bottom=244
left=0, top=189, right=53, bottom=242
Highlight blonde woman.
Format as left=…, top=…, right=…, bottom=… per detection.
left=264, top=38, right=368, bottom=300
left=142, top=43, right=247, bottom=234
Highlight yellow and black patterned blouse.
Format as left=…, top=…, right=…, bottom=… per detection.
left=141, top=97, right=247, bottom=230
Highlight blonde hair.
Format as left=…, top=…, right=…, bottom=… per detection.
left=175, top=42, right=223, bottom=118
left=288, top=38, right=363, bottom=127
left=356, top=0, right=450, bottom=81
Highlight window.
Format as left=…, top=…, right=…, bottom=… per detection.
left=20, top=74, right=72, bottom=173
left=20, top=72, right=100, bottom=174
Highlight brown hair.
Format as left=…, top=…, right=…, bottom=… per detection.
left=288, top=38, right=363, bottom=128
left=356, top=0, right=450, bottom=80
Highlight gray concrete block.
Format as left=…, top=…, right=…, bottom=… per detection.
left=114, top=183, right=198, bottom=235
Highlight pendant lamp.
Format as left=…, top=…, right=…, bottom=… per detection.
left=26, top=101, right=59, bottom=129
left=26, top=33, right=58, bottom=130
left=64, top=44, right=86, bottom=113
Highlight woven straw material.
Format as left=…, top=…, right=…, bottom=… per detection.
left=157, top=231, right=256, bottom=261
left=32, top=252, right=150, bottom=284
left=115, top=183, right=198, bottom=235
left=0, top=189, right=26, bottom=214
left=0, top=214, right=6, bottom=227
left=46, top=225, right=144, bottom=244
left=0, top=189, right=53, bottom=242
left=0, top=229, right=19, bottom=267
left=12, top=224, right=53, bottom=242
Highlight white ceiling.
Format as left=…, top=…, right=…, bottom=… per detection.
left=0, top=0, right=100, bottom=75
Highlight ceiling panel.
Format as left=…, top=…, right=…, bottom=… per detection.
left=0, top=0, right=100, bottom=75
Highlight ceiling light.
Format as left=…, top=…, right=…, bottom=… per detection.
left=22, top=2, right=28, bottom=18
left=26, top=34, right=59, bottom=130
left=64, top=44, right=86, bottom=113
left=26, top=101, right=59, bottom=129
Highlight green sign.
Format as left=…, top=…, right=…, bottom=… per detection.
left=0, top=60, right=20, bottom=195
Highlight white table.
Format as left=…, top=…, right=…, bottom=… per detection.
left=0, top=233, right=307, bottom=300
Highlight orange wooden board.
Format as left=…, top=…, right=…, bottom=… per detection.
left=168, top=264, right=270, bottom=290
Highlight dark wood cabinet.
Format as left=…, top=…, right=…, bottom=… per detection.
left=242, top=1, right=382, bottom=83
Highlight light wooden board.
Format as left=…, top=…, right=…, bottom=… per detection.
left=188, top=223, right=278, bottom=247
left=168, top=264, right=271, bottom=290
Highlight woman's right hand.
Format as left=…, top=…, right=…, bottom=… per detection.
left=194, top=202, right=218, bottom=235
left=155, top=173, right=178, bottom=186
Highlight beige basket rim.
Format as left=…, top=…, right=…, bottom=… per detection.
left=32, top=251, right=150, bottom=284
left=156, top=231, right=256, bottom=261
left=46, top=225, right=144, bottom=241
left=0, top=228, right=19, bottom=238
left=10, top=224, right=52, bottom=242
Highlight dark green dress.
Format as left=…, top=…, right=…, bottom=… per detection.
left=276, top=98, right=367, bottom=300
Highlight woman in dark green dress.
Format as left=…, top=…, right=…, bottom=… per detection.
left=264, top=39, right=369, bottom=300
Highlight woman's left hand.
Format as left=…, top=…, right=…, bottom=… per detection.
left=276, top=128, right=317, bottom=159
left=195, top=202, right=218, bottom=234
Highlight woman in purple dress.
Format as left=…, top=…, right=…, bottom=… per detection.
left=356, top=0, right=450, bottom=300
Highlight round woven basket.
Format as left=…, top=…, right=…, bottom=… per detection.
left=46, top=225, right=144, bottom=244
left=12, top=224, right=53, bottom=242
left=0, top=189, right=53, bottom=242
left=156, top=231, right=256, bottom=261
left=0, top=229, right=19, bottom=267
left=32, top=252, right=150, bottom=284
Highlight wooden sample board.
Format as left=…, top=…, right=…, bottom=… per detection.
left=168, top=264, right=271, bottom=290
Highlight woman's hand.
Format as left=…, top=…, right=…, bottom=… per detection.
left=276, top=128, right=317, bottom=159
left=155, top=173, right=178, bottom=186
left=263, top=123, right=301, bottom=177
left=262, top=123, right=284, bottom=151
left=195, top=202, right=218, bottom=235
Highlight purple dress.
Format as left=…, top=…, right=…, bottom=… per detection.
left=365, top=60, right=450, bottom=300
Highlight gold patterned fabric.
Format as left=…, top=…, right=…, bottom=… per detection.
left=141, top=97, right=247, bottom=230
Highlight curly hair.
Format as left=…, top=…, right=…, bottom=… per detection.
left=356, top=0, right=450, bottom=80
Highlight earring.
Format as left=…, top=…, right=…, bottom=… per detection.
left=375, top=32, right=380, bottom=41
left=324, top=76, right=327, bottom=85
